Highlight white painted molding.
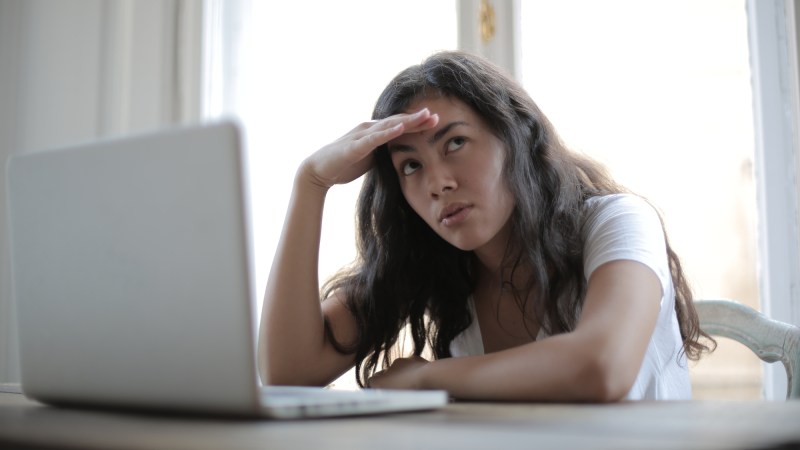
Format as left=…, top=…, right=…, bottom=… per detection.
left=746, top=0, right=800, bottom=400
left=789, top=0, right=800, bottom=280
left=457, top=0, right=521, bottom=80
left=0, top=0, right=23, bottom=385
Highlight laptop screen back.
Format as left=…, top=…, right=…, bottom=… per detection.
left=6, top=121, right=261, bottom=413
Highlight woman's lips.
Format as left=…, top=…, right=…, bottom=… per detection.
left=439, top=203, right=472, bottom=226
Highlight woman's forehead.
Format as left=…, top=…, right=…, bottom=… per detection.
left=402, top=95, right=476, bottom=120
left=404, top=92, right=450, bottom=110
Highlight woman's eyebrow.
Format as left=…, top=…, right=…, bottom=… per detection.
left=388, top=143, right=414, bottom=154
left=428, top=121, right=468, bottom=146
left=388, top=121, right=469, bottom=154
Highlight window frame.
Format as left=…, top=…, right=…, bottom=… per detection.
left=746, top=0, right=800, bottom=400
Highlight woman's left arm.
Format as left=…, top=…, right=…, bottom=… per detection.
left=368, top=259, right=661, bottom=402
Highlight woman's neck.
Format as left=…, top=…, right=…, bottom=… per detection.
left=473, top=219, right=514, bottom=275
left=474, top=243, right=533, bottom=293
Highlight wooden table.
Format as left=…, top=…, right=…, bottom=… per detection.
left=1, top=392, right=799, bottom=449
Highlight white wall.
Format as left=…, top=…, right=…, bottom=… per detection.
left=0, top=0, right=202, bottom=383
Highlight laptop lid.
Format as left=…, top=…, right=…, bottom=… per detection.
left=6, top=120, right=263, bottom=414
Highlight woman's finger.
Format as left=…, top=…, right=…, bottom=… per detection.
left=304, top=109, right=440, bottom=189
left=352, top=108, right=437, bottom=142
left=351, top=112, right=439, bottom=156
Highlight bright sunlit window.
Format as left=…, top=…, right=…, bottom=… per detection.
left=214, top=0, right=762, bottom=396
left=231, top=1, right=458, bottom=316
left=519, top=0, right=759, bottom=398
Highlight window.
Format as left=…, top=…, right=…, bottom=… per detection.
left=207, top=0, right=458, bottom=327
left=206, top=0, right=798, bottom=397
left=518, top=0, right=761, bottom=399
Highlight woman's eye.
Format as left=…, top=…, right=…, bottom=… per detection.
left=402, top=161, right=421, bottom=176
left=447, top=137, right=466, bottom=152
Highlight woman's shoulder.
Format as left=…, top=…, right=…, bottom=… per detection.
left=581, top=193, right=671, bottom=286
left=582, top=193, right=662, bottom=228
left=584, top=193, right=655, bottom=211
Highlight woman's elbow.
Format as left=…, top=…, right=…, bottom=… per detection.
left=575, top=353, right=635, bottom=403
left=256, top=343, right=305, bottom=386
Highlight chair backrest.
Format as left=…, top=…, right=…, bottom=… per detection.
left=695, top=299, right=800, bottom=400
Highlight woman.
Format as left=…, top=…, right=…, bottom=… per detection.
left=259, top=51, right=713, bottom=401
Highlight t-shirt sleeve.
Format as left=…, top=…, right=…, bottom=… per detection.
left=582, top=194, right=672, bottom=305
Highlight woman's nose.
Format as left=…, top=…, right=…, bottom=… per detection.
left=426, top=163, right=457, bottom=198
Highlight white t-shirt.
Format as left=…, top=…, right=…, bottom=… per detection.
left=449, top=194, right=692, bottom=400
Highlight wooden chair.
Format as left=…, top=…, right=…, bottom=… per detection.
left=695, top=299, right=800, bottom=400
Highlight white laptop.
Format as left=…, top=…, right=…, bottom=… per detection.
left=5, top=120, right=448, bottom=419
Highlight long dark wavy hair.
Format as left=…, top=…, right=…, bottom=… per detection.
left=322, top=51, right=713, bottom=387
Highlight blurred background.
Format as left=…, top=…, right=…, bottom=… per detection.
left=2, top=0, right=799, bottom=399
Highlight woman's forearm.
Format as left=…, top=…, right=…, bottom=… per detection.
left=418, top=331, right=627, bottom=402
left=258, top=166, right=345, bottom=386
left=414, top=261, right=661, bottom=402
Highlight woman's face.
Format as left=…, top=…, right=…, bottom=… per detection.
left=387, top=95, right=516, bottom=261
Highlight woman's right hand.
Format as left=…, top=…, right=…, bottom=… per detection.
left=300, top=108, right=439, bottom=190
